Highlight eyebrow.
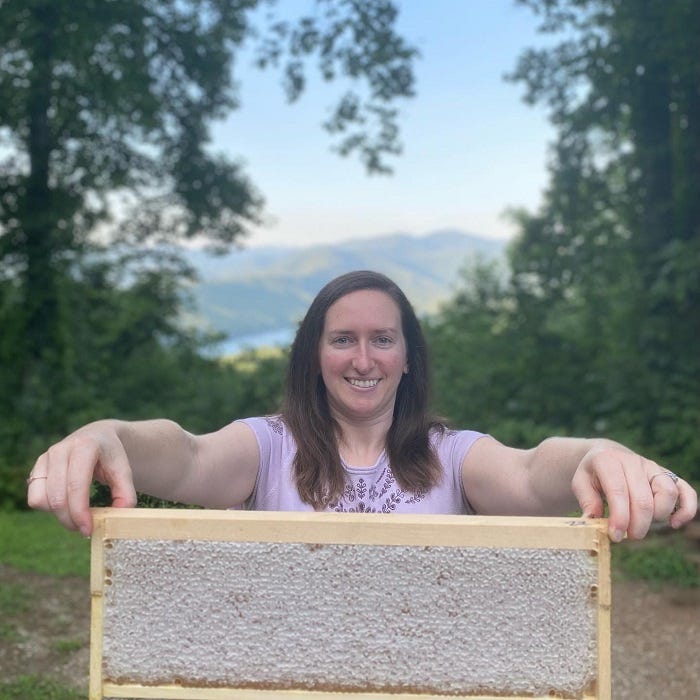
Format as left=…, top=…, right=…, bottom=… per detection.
left=326, top=327, right=400, bottom=336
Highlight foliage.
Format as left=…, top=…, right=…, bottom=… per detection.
left=427, top=257, right=575, bottom=446
left=0, top=511, right=90, bottom=576
left=427, top=0, right=700, bottom=479
left=1, top=332, right=288, bottom=509
left=0, top=0, right=415, bottom=481
left=512, top=0, right=700, bottom=474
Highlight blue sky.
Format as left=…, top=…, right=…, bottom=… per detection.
left=211, top=0, right=555, bottom=248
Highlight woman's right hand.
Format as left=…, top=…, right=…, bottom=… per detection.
left=26, top=421, right=137, bottom=536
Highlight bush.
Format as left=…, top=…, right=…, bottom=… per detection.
left=0, top=463, right=29, bottom=512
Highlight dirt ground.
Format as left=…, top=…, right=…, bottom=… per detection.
left=1, top=561, right=699, bottom=699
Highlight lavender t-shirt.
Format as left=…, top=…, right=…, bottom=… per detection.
left=238, top=416, right=486, bottom=514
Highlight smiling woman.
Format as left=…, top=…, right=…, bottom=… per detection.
left=27, top=270, right=697, bottom=543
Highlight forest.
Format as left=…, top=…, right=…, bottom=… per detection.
left=1, top=0, right=698, bottom=508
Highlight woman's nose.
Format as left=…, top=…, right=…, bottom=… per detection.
left=352, top=342, right=373, bottom=373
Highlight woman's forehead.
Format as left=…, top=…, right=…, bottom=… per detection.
left=324, top=289, right=402, bottom=329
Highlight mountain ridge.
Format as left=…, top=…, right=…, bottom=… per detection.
left=184, top=229, right=506, bottom=346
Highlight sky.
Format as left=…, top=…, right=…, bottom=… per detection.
left=210, top=0, right=556, bottom=248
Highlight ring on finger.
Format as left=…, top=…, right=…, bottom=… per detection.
left=649, top=469, right=679, bottom=487
left=26, top=475, right=48, bottom=485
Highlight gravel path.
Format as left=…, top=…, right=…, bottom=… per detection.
left=612, top=579, right=700, bottom=699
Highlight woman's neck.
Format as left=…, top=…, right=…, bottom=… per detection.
left=335, top=415, right=391, bottom=468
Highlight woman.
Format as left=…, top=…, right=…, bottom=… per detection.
left=27, top=270, right=697, bottom=540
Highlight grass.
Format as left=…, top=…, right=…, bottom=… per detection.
left=613, top=532, right=700, bottom=589
left=0, top=581, right=30, bottom=615
left=52, top=638, right=85, bottom=654
left=0, top=622, right=21, bottom=643
left=0, top=582, right=30, bottom=642
left=0, top=510, right=90, bottom=577
left=0, top=511, right=90, bottom=700
left=0, top=676, right=86, bottom=700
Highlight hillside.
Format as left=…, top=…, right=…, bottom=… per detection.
left=183, top=229, right=505, bottom=349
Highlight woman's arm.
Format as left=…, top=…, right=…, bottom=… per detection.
left=27, top=418, right=259, bottom=536
left=461, top=435, right=697, bottom=541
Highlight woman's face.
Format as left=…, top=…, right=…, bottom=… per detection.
left=319, top=289, right=408, bottom=424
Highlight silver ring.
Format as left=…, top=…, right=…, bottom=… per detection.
left=26, top=475, right=48, bottom=485
left=649, top=469, right=679, bottom=487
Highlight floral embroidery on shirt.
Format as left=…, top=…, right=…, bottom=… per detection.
left=264, top=416, right=284, bottom=435
left=330, top=465, right=426, bottom=513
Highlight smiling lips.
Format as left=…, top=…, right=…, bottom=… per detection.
left=347, top=378, right=380, bottom=388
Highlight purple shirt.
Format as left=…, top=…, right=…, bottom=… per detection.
left=239, top=416, right=486, bottom=514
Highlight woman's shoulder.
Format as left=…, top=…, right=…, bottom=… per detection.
left=236, top=415, right=299, bottom=455
left=430, top=423, right=489, bottom=456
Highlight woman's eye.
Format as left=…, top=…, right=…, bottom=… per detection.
left=331, top=336, right=351, bottom=346
left=374, top=336, right=394, bottom=347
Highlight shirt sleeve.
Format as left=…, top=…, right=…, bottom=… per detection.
left=236, top=416, right=278, bottom=509
left=434, top=428, right=489, bottom=514
left=235, top=415, right=298, bottom=510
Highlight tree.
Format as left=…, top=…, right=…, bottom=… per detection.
left=504, top=0, right=700, bottom=471
left=0, top=0, right=418, bottom=460
left=427, top=1, right=699, bottom=476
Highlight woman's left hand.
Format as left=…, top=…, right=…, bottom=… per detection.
left=571, top=446, right=697, bottom=541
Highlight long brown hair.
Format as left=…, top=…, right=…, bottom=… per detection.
left=282, top=270, right=444, bottom=508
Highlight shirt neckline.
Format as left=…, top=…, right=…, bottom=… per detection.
left=339, top=449, right=388, bottom=473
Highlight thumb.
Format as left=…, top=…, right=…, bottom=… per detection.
left=572, top=473, right=605, bottom=519
left=110, top=483, right=138, bottom=509
left=96, top=444, right=138, bottom=511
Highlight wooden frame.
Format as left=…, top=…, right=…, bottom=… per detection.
left=90, top=508, right=611, bottom=700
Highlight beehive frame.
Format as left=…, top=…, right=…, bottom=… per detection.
left=90, top=508, right=611, bottom=700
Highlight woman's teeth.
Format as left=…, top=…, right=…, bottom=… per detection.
left=347, top=378, right=379, bottom=388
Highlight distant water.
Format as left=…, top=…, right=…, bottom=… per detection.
left=212, top=327, right=295, bottom=357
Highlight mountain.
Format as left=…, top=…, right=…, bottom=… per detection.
left=182, top=229, right=506, bottom=348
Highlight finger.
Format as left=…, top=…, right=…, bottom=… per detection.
left=649, top=470, right=681, bottom=521
left=68, top=436, right=137, bottom=537
left=97, top=439, right=137, bottom=510
left=670, top=480, right=698, bottom=530
left=65, top=438, right=103, bottom=537
left=43, top=441, right=84, bottom=533
left=26, top=452, right=51, bottom=511
left=579, top=453, right=631, bottom=542
left=623, top=457, right=656, bottom=540
left=571, top=469, right=606, bottom=520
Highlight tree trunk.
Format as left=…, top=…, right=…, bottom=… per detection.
left=17, top=3, right=72, bottom=435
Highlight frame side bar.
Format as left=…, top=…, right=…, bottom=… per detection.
left=89, top=517, right=106, bottom=700
left=596, top=527, right=612, bottom=700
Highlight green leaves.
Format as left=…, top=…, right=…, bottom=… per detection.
left=427, top=1, right=700, bottom=479
left=254, top=0, right=417, bottom=174
left=0, top=0, right=417, bottom=469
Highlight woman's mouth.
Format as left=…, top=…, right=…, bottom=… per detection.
left=346, top=378, right=380, bottom=388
